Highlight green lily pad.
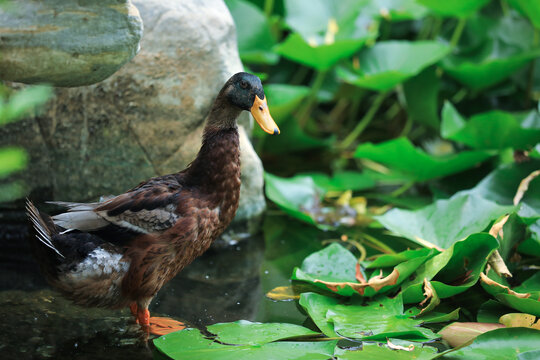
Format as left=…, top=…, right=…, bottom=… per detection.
left=413, top=308, right=461, bottom=324
left=442, top=328, right=540, bottom=359
left=376, top=192, right=514, bottom=249
left=275, top=34, right=370, bottom=70
left=442, top=102, right=540, bottom=150
left=403, top=67, right=441, bottom=129
left=302, top=171, right=376, bottom=192
left=292, top=243, right=436, bottom=297
left=417, top=0, right=490, bottom=17
left=364, top=0, right=429, bottom=21
left=367, top=248, right=435, bottom=269
left=518, top=350, right=540, bottom=360
left=264, top=172, right=322, bottom=226
left=401, top=233, right=499, bottom=303
left=207, top=320, right=320, bottom=345
left=337, top=41, right=450, bottom=91
left=263, top=84, right=310, bottom=121
left=508, top=0, right=540, bottom=29
left=334, top=342, right=438, bottom=359
left=354, top=137, right=493, bottom=182
left=224, top=0, right=278, bottom=65
left=441, top=14, right=540, bottom=90
left=299, top=292, right=340, bottom=337
left=477, top=300, right=514, bottom=323
left=261, top=117, right=335, bottom=154
left=0, top=147, right=28, bottom=178
left=299, top=292, right=437, bottom=341
left=154, top=327, right=337, bottom=360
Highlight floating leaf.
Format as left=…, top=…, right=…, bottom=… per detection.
left=224, top=0, right=278, bottom=64
left=153, top=325, right=336, bottom=360
left=207, top=320, right=319, bottom=345
left=334, top=342, right=438, bottom=359
left=299, top=292, right=340, bottom=337
left=413, top=308, right=461, bottom=324
left=338, top=41, right=451, bottom=91
left=354, top=137, right=493, bottom=182
left=438, top=322, right=505, bottom=348
left=364, top=0, right=429, bottom=21
left=376, top=192, right=513, bottom=249
left=442, top=328, right=540, bottom=359
left=417, top=0, right=490, bottom=17
left=442, top=103, right=540, bottom=150
left=304, top=171, right=376, bottom=192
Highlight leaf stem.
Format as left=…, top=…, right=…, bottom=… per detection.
left=450, top=18, right=466, bottom=48
left=263, top=0, right=274, bottom=17
left=339, top=91, right=389, bottom=150
left=297, top=70, right=327, bottom=127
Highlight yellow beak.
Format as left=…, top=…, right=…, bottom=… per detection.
left=250, top=95, right=280, bottom=135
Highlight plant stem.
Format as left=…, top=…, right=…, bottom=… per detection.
left=450, top=18, right=466, bottom=48
left=390, top=181, right=414, bottom=197
left=339, top=91, right=389, bottom=150
left=263, top=0, right=274, bottom=17
left=297, top=70, right=327, bottom=127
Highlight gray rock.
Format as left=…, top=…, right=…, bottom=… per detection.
left=0, top=0, right=266, bottom=235
left=0, top=0, right=143, bottom=87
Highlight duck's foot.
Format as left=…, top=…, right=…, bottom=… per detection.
left=148, top=317, right=187, bottom=336
left=134, top=306, right=186, bottom=336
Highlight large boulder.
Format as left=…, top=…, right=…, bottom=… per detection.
left=0, top=0, right=143, bottom=87
left=0, top=0, right=266, bottom=235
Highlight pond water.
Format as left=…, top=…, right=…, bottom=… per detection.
left=0, top=212, right=325, bottom=359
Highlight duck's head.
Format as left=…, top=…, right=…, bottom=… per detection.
left=222, top=72, right=280, bottom=135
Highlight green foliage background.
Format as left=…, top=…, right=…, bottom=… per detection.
left=156, top=0, right=540, bottom=359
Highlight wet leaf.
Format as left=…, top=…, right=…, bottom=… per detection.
left=207, top=320, right=320, bottom=345
left=224, top=0, right=278, bottom=64
left=417, top=0, right=490, bottom=17
left=376, top=192, right=513, bottom=249
left=153, top=325, right=336, bottom=360
left=334, top=342, right=438, bottom=359
left=438, top=322, right=505, bottom=348
left=354, top=137, right=493, bottom=182
left=441, top=328, right=540, bottom=359
left=442, top=103, right=540, bottom=150
left=338, top=41, right=450, bottom=91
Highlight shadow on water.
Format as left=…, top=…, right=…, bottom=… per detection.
left=0, top=211, right=324, bottom=359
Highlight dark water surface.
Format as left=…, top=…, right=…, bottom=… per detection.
left=0, top=212, right=323, bottom=359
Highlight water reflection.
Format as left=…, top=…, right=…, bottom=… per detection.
left=0, top=214, right=326, bottom=359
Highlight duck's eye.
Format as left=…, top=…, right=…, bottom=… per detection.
left=240, top=80, right=248, bottom=89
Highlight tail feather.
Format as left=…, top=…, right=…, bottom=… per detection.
left=26, top=200, right=64, bottom=258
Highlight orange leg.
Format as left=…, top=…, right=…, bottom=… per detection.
left=135, top=306, right=186, bottom=336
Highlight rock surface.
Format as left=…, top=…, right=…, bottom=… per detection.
left=0, top=0, right=143, bottom=87
left=0, top=0, right=266, bottom=233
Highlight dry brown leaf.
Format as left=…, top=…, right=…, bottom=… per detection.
left=479, top=272, right=531, bottom=298
left=386, top=338, right=414, bottom=351
left=499, top=313, right=539, bottom=328
left=314, top=268, right=400, bottom=295
left=513, top=169, right=540, bottom=205
left=265, top=284, right=314, bottom=301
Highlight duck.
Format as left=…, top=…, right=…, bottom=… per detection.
left=25, top=72, right=279, bottom=336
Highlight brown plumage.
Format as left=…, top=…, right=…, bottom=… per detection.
left=26, top=72, right=279, bottom=335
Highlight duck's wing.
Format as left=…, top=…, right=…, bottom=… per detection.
left=51, top=174, right=184, bottom=235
